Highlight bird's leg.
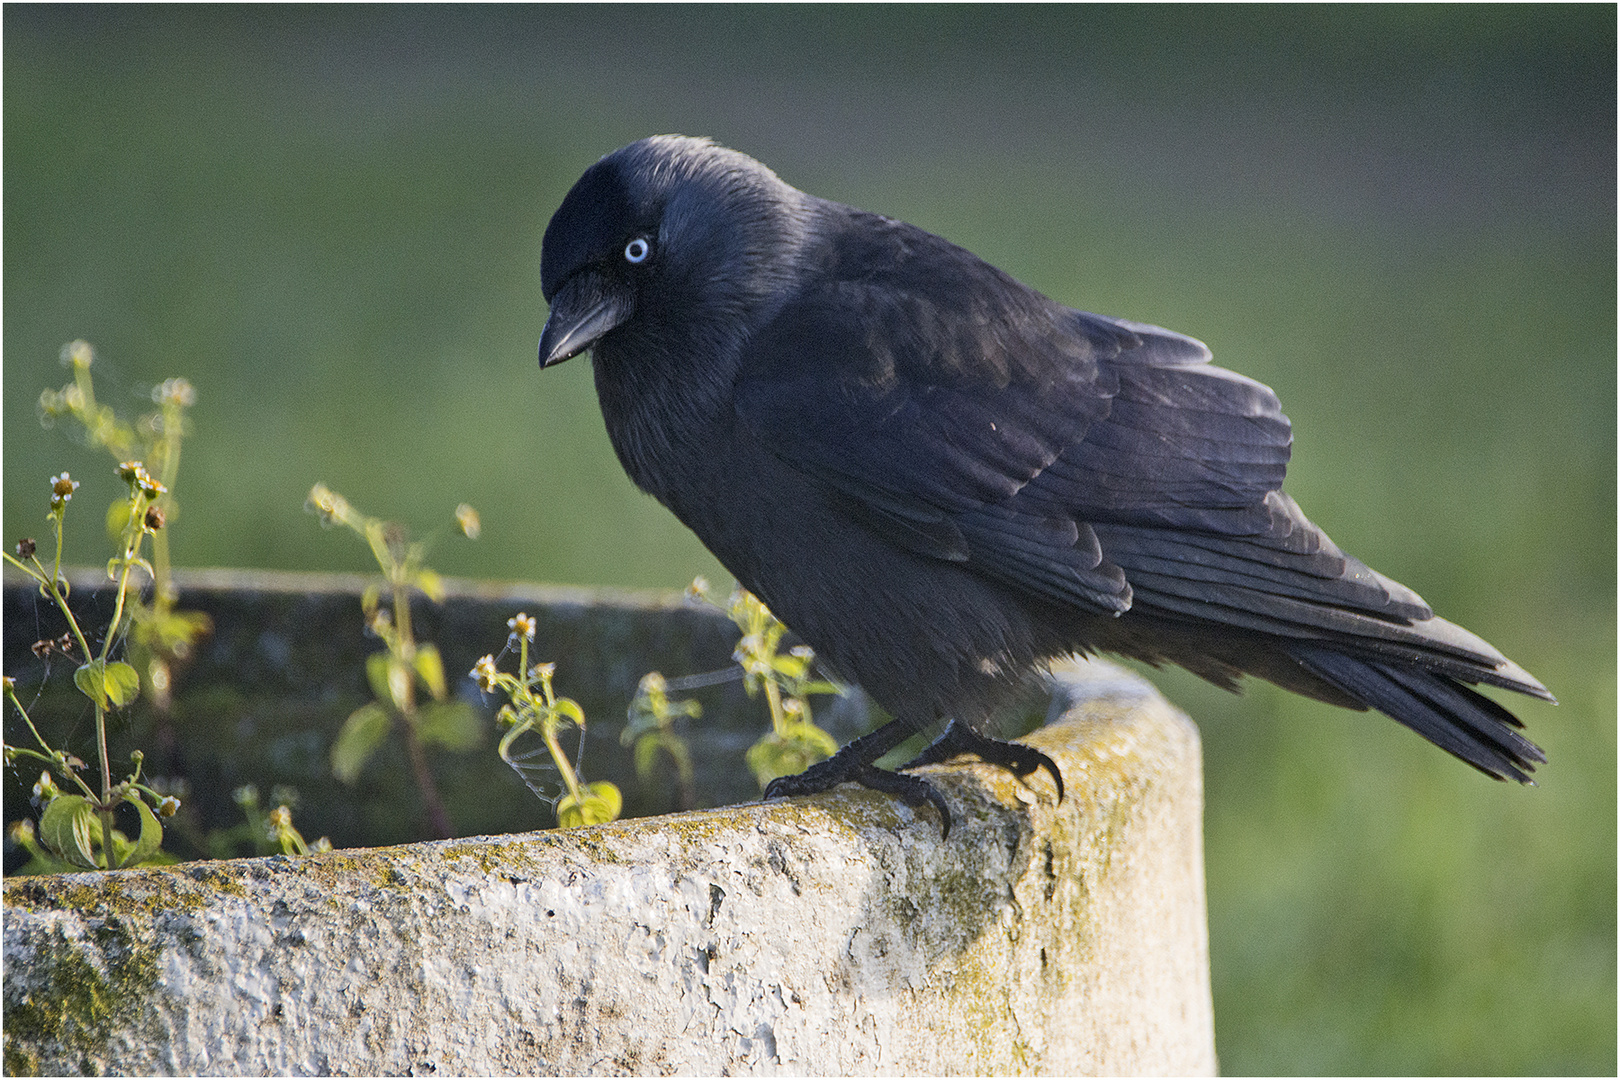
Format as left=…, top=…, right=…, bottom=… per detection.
left=763, top=718, right=954, bottom=836
left=900, top=719, right=1065, bottom=802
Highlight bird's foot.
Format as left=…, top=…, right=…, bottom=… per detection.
left=764, top=721, right=953, bottom=837
left=901, top=719, right=1065, bottom=802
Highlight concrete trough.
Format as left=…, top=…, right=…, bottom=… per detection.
left=3, top=659, right=1214, bottom=1075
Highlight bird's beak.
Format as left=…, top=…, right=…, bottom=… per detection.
left=538, top=273, right=633, bottom=368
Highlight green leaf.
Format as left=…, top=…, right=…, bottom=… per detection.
left=105, top=500, right=133, bottom=543
left=114, top=794, right=164, bottom=869
left=332, top=702, right=391, bottom=784
left=73, top=661, right=103, bottom=705
left=365, top=653, right=412, bottom=712
left=365, top=652, right=393, bottom=704
left=102, top=662, right=140, bottom=707
left=746, top=724, right=838, bottom=790
left=413, top=644, right=447, bottom=701
left=771, top=653, right=810, bottom=679
left=146, top=608, right=212, bottom=652
left=415, top=701, right=481, bottom=751
left=415, top=568, right=445, bottom=603
left=634, top=734, right=662, bottom=780
left=780, top=720, right=839, bottom=758
left=799, top=680, right=844, bottom=699
left=39, top=795, right=102, bottom=868
left=557, top=781, right=622, bottom=828
left=73, top=660, right=139, bottom=708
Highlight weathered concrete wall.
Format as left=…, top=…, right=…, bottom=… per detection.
left=3, top=660, right=1214, bottom=1076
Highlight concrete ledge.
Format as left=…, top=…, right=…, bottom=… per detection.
left=3, top=660, right=1214, bottom=1076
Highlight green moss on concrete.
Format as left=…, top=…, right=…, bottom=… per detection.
left=3, top=917, right=162, bottom=1076
left=5, top=865, right=232, bottom=920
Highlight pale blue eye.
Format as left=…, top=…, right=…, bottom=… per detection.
left=624, top=237, right=651, bottom=264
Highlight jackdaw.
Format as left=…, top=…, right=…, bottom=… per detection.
left=538, top=135, right=1551, bottom=834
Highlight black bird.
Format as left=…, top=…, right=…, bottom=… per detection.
left=538, top=135, right=1551, bottom=834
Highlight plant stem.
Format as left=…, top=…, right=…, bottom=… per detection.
left=764, top=677, right=785, bottom=735
left=100, top=526, right=143, bottom=670
left=90, top=512, right=147, bottom=866
left=51, top=498, right=66, bottom=589
left=95, top=706, right=115, bottom=868
left=40, top=566, right=96, bottom=665
left=543, top=723, right=585, bottom=805
left=401, top=717, right=453, bottom=840
left=391, top=580, right=451, bottom=839
left=152, top=401, right=184, bottom=606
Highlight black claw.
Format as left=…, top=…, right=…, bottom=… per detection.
left=764, top=757, right=953, bottom=838
left=762, top=718, right=953, bottom=836
left=901, top=720, right=1065, bottom=802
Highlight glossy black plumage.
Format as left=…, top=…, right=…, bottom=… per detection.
left=537, top=135, right=1550, bottom=823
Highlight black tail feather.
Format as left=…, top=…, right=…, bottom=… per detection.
left=1289, top=644, right=1545, bottom=783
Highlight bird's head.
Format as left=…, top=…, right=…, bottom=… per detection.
left=538, top=135, right=812, bottom=370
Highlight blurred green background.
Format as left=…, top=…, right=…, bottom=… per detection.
left=4, top=6, right=1613, bottom=1074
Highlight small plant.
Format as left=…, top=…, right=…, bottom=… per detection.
left=308, top=484, right=482, bottom=839
left=37, top=340, right=212, bottom=711
left=623, top=671, right=700, bottom=810
left=687, top=578, right=843, bottom=791
left=204, top=785, right=332, bottom=859
left=476, top=614, right=622, bottom=828
left=3, top=466, right=178, bottom=870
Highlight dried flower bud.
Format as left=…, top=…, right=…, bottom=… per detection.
left=64, top=341, right=93, bottom=368
left=471, top=655, right=499, bottom=693
left=32, top=771, right=59, bottom=801
left=306, top=483, right=347, bottom=526
left=15, top=538, right=36, bottom=559
left=49, top=473, right=78, bottom=505
left=30, top=640, right=52, bottom=659
left=143, top=505, right=166, bottom=531
left=60, top=340, right=93, bottom=369
left=154, top=378, right=196, bottom=408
